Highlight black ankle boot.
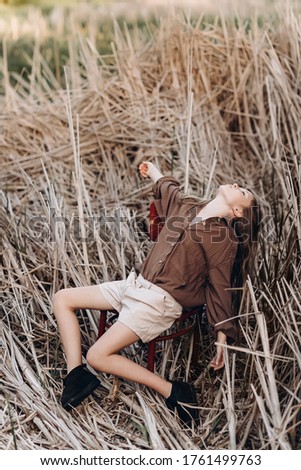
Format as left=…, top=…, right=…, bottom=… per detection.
left=165, top=381, right=199, bottom=427
left=61, top=365, right=100, bottom=411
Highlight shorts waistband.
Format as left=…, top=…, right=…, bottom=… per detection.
left=137, top=273, right=182, bottom=309
left=137, top=273, right=165, bottom=295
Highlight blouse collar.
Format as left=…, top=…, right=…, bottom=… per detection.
left=187, top=201, right=231, bottom=228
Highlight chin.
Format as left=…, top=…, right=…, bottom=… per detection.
left=217, top=185, right=232, bottom=205
left=217, top=184, right=228, bottom=194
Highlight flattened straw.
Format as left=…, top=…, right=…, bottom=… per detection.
left=247, top=276, right=291, bottom=450
left=136, top=392, right=165, bottom=450
left=2, top=37, right=9, bottom=104
left=237, top=402, right=258, bottom=449
left=251, top=384, right=278, bottom=449
left=2, top=4, right=301, bottom=450
left=184, top=37, right=194, bottom=194
left=204, top=143, right=218, bottom=199
left=64, top=67, right=90, bottom=282
left=222, top=349, right=237, bottom=449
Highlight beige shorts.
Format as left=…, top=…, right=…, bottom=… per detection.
left=98, top=270, right=183, bottom=343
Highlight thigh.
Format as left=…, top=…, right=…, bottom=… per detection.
left=90, top=321, right=139, bottom=356
left=59, top=285, right=116, bottom=311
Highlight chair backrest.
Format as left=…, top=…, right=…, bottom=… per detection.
left=149, top=201, right=165, bottom=241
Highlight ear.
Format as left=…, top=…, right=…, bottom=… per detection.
left=232, top=207, right=244, bottom=218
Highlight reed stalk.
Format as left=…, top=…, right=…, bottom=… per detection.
left=1, top=2, right=300, bottom=450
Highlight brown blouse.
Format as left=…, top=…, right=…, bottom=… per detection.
left=140, top=176, right=239, bottom=342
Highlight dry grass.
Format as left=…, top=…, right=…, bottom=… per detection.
left=1, top=3, right=301, bottom=450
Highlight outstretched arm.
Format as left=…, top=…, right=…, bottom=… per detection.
left=139, top=161, right=163, bottom=184
left=139, top=162, right=181, bottom=219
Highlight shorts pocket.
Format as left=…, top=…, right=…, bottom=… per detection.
left=122, top=271, right=137, bottom=294
left=122, top=285, right=165, bottom=315
left=162, top=293, right=183, bottom=322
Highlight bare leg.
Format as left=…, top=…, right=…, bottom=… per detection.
left=53, top=287, right=197, bottom=424
left=52, top=286, right=114, bottom=373
left=86, top=321, right=172, bottom=398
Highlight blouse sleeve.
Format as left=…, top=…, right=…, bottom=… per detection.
left=204, top=259, right=238, bottom=343
left=151, top=176, right=181, bottom=220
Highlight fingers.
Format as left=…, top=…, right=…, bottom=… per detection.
left=209, top=358, right=225, bottom=371
left=209, top=348, right=225, bottom=371
left=138, top=162, right=149, bottom=178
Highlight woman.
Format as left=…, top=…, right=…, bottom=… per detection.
left=53, top=161, right=261, bottom=426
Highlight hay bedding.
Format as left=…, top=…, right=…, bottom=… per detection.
left=1, top=6, right=301, bottom=450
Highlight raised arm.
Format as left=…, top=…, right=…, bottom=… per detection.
left=139, top=161, right=163, bottom=183
left=139, top=161, right=181, bottom=219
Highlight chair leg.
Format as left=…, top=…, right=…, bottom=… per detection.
left=98, top=310, right=107, bottom=338
left=147, top=340, right=156, bottom=372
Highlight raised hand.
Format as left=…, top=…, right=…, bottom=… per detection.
left=139, top=161, right=151, bottom=179
left=138, top=161, right=164, bottom=183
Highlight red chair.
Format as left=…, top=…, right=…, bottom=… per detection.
left=97, top=201, right=204, bottom=372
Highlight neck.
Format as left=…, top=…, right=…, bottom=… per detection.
left=198, top=197, right=233, bottom=220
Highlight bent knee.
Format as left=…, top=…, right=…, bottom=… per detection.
left=52, top=288, right=74, bottom=311
left=86, top=346, right=108, bottom=372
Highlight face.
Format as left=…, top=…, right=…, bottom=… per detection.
left=217, top=183, right=254, bottom=216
